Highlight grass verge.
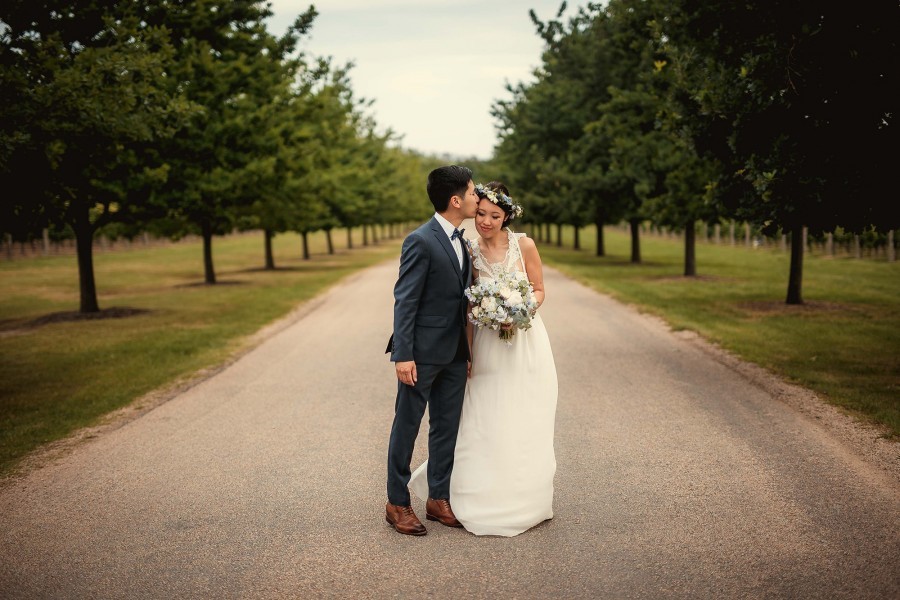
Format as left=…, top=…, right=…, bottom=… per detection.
left=533, top=225, right=899, bottom=438
left=0, top=229, right=400, bottom=475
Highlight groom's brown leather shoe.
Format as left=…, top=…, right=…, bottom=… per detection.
left=385, top=503, right=427, bottom=536
left=425, top=498, right=463, bottom=527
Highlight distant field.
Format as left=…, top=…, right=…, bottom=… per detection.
left=0, top=229, right=401, bottom=474
left=532, top=225, right=899, bottom=438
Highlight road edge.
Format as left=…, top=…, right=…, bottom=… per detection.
left=0, top=260, right=391, bottom=488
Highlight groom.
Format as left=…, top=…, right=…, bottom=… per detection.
left=384, top=165, right=479, bottom=536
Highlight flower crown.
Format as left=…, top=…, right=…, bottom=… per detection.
left=474, top=183, right=524, bottom=220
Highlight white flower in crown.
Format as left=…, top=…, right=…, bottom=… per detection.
left=474, top=183, right=524, bottom=221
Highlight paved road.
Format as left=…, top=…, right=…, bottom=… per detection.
left=1, top=259, right=898, bottom=599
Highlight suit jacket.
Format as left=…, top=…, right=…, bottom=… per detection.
left=386, top=217, right=472, bottom=364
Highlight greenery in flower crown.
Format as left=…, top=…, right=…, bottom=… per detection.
left=475, top=183, right=524, bottom=220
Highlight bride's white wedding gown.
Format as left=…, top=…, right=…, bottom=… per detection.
left=409, top=230, right=558, bottom=537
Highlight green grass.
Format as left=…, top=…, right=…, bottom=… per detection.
left=530, top=225, right=900, bottom=437
left=0, top=228, right=400, bottom=474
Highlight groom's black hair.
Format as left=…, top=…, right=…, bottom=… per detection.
left=427, top=165, right=473, bottom=213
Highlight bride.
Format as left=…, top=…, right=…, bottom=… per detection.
left=410, top=181, right=558, bottom=537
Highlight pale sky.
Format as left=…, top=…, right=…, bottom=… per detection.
left=267, top=0, right=582, bottom=159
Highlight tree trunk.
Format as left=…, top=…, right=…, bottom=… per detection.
left=826, top=232, right=834, bottom=256
left=684, top=220, right=696, bottom=276
left=302, top=231, right=310, bottom=260
left=325, top=228, right=334, bottom=255
left=201, top=221, right=216, bottom=284
left=786, top=223, right=804, bottom=305
left=714, top=223, right=721, bottom=244
left=73, top=208, right=101, bottom=313
left=264, top=229, right=275, bottom=270
left=372, top=224, right=379, bottom=244
left=853, top=234, right=861, bottom=258
left=347, top=227, right=353, bottom=249
left=744, top=222, right=751, bottom=247
left=556, top=223, right=562, bottom=247
left=629, top=218, right=642, bottom=264
left=888, top=230, right=896, bottom=262
left=595, top=217, right=605, bottom=257
left=729, top=221, right=735, bottom=245
left=573, top=226, right=580, bottom=250
left=363, top=225, right=369, bottom=246
left=42, top=228, right=50, bottom=256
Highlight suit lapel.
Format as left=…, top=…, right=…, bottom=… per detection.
left=430, top=218, right=465, bottom=287
left=462, top=240, right=471, bottom=286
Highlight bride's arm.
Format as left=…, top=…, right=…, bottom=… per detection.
left=519, top=237, right=545, bottom=308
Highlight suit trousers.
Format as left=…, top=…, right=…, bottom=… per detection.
left=387, top=358, right=467, bottom=506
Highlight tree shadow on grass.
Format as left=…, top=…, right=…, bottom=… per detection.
left=0, top=307, right=151, bottom=337
left=236, top=266, right=310, bottom=273
left=736, top=300, right=873, bottom=318
left=174, top=280, right=247, bottom=288
left=643, top=274, right=736, bottom=283
left=234, top=261, right=346, bottom=274
left=549, top=253, right=667, bottom=268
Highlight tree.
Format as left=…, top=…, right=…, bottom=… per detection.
left=0, top=0, right=193, bottom=312
left=664, top=0, right=899, bottom=303
left=142, top=1, right=316, bottom=283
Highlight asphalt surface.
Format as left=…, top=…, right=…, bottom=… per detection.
left=1, top=259, right=898, bottom=599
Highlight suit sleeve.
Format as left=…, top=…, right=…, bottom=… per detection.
left=391, top=233, right=429, bottom=362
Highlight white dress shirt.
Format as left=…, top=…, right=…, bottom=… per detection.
left=434, top=212, right=464, bottom=269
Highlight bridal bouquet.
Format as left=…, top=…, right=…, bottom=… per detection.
left=465, top=272, right=539, bottom=344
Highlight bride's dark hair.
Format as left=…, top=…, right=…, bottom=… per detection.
left=485, top=181, right=514, bottom=226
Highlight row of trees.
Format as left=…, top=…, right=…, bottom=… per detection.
left=1, top=1, right=435, bottom=313
left=491, top=0, right=898, bottom=303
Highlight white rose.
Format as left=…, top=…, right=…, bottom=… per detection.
left=507, top=291, right=524, bottom=307
left=471, top=306, right=481, bottom=318
left=498, top=287, right=512, bottom=300
left=481, top=297, right=497, bottom=312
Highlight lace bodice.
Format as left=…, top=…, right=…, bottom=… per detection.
left=470, top=229, right=528, bottom=282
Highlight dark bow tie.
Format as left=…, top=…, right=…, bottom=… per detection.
left=451, top=228, right=465, bottom=241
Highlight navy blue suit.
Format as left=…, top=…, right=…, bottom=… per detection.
left=386, top=217, right=471, bottom=505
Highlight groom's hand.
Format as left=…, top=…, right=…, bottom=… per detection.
left=396, top=360, right=417, bottom=386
